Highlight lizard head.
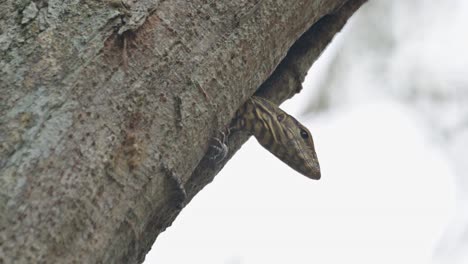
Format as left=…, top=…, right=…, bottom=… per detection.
left=255, top=111, right=321, bottom=180
left=246, top=96, right=321, bottom=180
left=279, top=118, right=321, bottom=180
left=292, top=123, right=321, bottom=180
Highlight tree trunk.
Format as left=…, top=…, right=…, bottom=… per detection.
left=0, top=0, right=366, bottom=263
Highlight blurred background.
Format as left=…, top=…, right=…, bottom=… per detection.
left=145, top=0, right=468, bottom=263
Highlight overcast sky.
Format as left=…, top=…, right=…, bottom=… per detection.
left=145, top=1, right=467, bottom=263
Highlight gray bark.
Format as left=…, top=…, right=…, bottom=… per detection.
left=0, top=0, right=366, bottom=263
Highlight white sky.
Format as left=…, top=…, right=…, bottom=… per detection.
left=144, top=1, right=467, bottom=263
left=145, top=98, right=455, bottom=264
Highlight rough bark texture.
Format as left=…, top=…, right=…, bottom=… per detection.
left=0, top=0, right=366, bottom=263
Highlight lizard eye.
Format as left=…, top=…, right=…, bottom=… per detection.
left=300, top=129, right=309, bottom=139
left=277, top=114, right=285, bottom=122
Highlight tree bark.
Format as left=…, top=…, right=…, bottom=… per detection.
left=0, top=0, right=366, bottom=263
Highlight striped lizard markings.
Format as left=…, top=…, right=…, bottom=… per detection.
left=232, top=96, right=321, bottom=180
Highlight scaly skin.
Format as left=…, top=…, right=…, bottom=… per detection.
left=233, top=96, right=321, bottom=180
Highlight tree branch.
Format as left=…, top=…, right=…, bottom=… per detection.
left=0, top=0, right=366, bottom=263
